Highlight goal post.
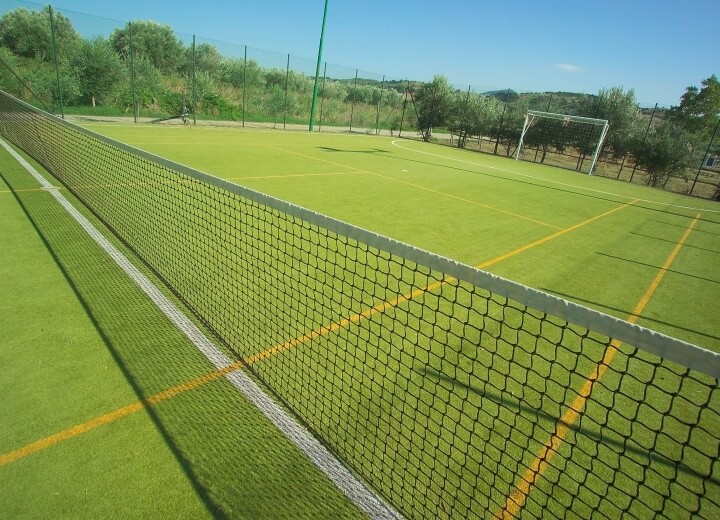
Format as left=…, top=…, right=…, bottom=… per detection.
left=515, top=110, right=609, bottom=175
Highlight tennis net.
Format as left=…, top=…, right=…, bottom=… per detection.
left=1, top=90, right=718, bottom=519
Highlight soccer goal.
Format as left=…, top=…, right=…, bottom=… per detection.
left=515, top=110, right=609, bottom=175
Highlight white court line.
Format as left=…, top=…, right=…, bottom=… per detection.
left=0, top=137, right=403, bottom=520
left=390, top=139, right=720, bottom=214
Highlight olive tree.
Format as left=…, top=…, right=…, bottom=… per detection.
left=414, top=75, right=454, bottom=141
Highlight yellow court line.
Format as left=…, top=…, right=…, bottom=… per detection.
left=264, top=145, right=562, bottom=230
left=0, top=199, right=637, bottom=467
left=225, top=171, right=363, bottom=181
left=1, top=187, right=61, bottom=194
left=0, top=360, right=245, bottom=467
left=496, top=213, right=702, bottom=520
left=476, top=198, right=639, bottom=269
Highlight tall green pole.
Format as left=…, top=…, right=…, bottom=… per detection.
left=48, top=6, right=64, bottom=118
left=129, top=21, right=138, bottom=123
left=192, top=35, right=197, bottom=125
left=309, top=0, right=329, bottom=131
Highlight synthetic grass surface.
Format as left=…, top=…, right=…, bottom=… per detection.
left=2, top=119, right=718, bottom=519
left=84, top=123, right=720, bottom=351
left=0, top=144, right=366, bottom=519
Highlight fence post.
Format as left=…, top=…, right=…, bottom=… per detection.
left=690, top=117, right=720, bottom=196
left=48, top=5, right=64, bottom=118
left=283, top=54, right=290, bottom=130
left=191, top=35, right=197, bottom=125
left=318, top=61, right=327, bottom=131
left=242, top=45, right=247, bottom=128
left=630, top=103, right=657, bottom=182
left=128, top=21, right=138, bottom=123
left=399, top=80, right=409, bottom=138
left=349, top=68, right=358, bottom=132
left=494, top=88, right=510, bottom=155
left=375, top=74, right=385, bottom=134
left=309, top=0, right=329, bottom=131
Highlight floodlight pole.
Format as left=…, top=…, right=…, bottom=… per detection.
left=309, top=0, right=329, bottom=131
left=48, top=6, right=64, bottom=119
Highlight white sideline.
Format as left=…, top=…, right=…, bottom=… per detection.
left=390, top=139, right=720, bottom=214
left=0, top=137, right=403, bottom=520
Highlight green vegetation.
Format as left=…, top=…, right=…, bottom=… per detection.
left=412, top=77, right=720, bottom=196
left=0, top=4, right=718, bottom=197
left=0, top=6, right=407, bottom=130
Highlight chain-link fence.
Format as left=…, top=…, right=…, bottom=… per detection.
left=0, top=0, right=717, bottom=199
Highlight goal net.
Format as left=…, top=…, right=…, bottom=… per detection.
left=515, top=110, right=609, bottom=175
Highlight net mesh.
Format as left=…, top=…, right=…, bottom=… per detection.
left=1, top=91, right=718, bottom=519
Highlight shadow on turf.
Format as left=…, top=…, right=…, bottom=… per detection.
left=318, top=146, right=388, bottom=154
left=320, top=140, right=720, bottom=224
left=0, top=166, right=362, bottom=518
left=596, top=252, right=720, bottom=286
left=540, top=287, right=720, bottom=345
left=629, top=232, right=720, bottom=254
left=417, top=365, right=719, bottom=484
left=648, top=219, right=720, bottom=235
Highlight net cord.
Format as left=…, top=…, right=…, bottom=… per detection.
left=3, top=90, right=718, bottom=380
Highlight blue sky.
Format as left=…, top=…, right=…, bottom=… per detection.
left=17, top=0, right=720, bottom=107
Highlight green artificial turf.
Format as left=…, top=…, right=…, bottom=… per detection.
left=0, top=144, right=366, bottom=519
left=3, top=119, right=719, bottom=519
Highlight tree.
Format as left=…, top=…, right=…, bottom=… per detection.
left=414, top=75, right=453, bottom=141
left=667, top=75, right=720, bottom=140
left=633, top=122, right=697, bottom=187
left=577, top=87, right=644, bottom=160
left=71, top=37, right=125, bottom=107
left=219, top=58, right=264, bottom=91
left=182, top=42, right=222, bottom=79
left=0, top=6, right=79, bottom=62
left=111, top=21, right=185, bottom=75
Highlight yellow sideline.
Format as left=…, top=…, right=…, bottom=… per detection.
left=1, top=199, right=637, bottom=467
left=495, top=213, right=701, bottom=520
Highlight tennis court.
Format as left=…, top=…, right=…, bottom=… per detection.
left=1, top=98, right=719, bottom=519
left=83, top=121, right=720, bottom=350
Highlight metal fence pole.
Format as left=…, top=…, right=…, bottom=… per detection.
left=318, top=61, right=327, bottom=131
left=191, top=35, right=197, bottom=125
left=283, top=53, right=290, bottom=130
left=375, top=74, right=385, bottom=134
left=48, top=5, right=64, bottom=118
left=630, top=103, right=657, bottom=182
left=494, top=88, right=510, bottom=155
left=690, top=117, right=720, bottom=195
left=128, top=22, right=138, bottom=123
left=399, top=80, right=409, bottom=138
left=349, top=68, right=358, bottom=132
left=242, top=45, right=247, bottom=128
